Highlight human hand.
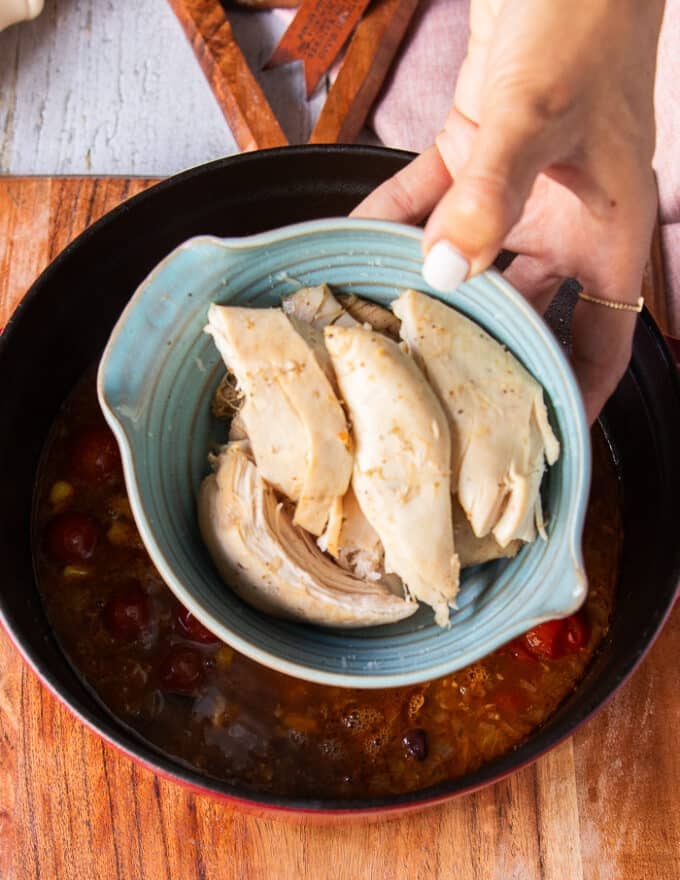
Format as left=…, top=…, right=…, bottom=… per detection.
left=353, top=0, right=665, bottom=422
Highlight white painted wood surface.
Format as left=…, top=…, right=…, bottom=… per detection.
left=0, top=0, right=326, bottom=175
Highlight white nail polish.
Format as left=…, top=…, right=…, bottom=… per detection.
left=422, top=241, right=469, bottom=292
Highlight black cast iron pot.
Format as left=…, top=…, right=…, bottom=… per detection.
left=1, top=146, right=678, bottom=817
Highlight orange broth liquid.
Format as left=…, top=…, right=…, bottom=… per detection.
left=34, top=373, right=622, bottom=798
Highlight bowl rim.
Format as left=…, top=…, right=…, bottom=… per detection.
left=97, top=215, right=591, bottom=688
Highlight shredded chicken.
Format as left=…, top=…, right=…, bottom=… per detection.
left=198, top=443, right=417, bottom=627
left=211, top=370, right=243, bottom=420
left=334, top=486, right=384, bottom=581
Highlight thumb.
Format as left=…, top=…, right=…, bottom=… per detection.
left=422, top=109, right=557, bottom=291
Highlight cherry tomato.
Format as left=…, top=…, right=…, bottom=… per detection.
left=556, top=610, right=591, bottom=655
left=70, top=426, right=121, bottom=482
left=159, top=646, right=204, bottom=693
left=176, top=605, right=220, bottom=644
left=522, top=619, right=566, bottom=660
left=45, top=511, right=99, bottom=563
left=523, top=611, right=592, bottom=660
left=494, top=686, right=529, bottom=715
left=103, top=583, right=151, bottom=640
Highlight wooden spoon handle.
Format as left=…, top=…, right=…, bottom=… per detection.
left=167, top=0, right=288, bottom=151
left=309, top=0, right=420, bottom=144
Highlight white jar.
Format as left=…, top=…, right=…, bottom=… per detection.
left=0, top=0, right=43, bottom=32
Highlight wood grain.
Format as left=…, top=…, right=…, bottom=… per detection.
left=266, top=0, right=373, bottom=98
left=167, top=0, right=289, bottom=151
left=309, top=0, right=420, bottom=144
left=0, top=177, right=678, bottom=880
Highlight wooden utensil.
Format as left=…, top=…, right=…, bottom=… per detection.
left=167, top=0, right=420, bottom=150
left=265, top=0, right=373, bottom=97
left=167, top=0, right=288, bottom=151
left=309, top=0, right=419, bottom=143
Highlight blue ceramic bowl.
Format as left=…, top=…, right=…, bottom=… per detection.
left=97, top=218, right=590, bottom=688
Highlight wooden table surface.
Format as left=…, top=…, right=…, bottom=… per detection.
left=0, top=176, right=678, bottom=880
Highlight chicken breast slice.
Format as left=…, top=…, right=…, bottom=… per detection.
left=198, top=443, right=417, bottom=627
left=334, top=486, right=385, bottom=581
left=284, top=288, right=387, bottom=575
left=393, top=289, right=560, bottom=547
left=325, top=325, right=459, bottom=627
left=282, top=285, right=359, bottom=329
left=205, top=304, right=352, bottom=536
left=452, top=497, right=521, bottom=568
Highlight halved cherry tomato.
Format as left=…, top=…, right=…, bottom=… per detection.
left=556, top=610, right=591, bottom=655
left=523, top=619, right=566, bottom=660
left=523, top=611, right=591, bottom=660
left=176, top=605, right=220, bottom=644
left=104, top=583, right=151, bottom=640
left=70, top=426, right=121, bottom=482
left=45, top=511, right=99, bottom=563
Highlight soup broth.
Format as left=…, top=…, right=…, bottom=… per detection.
left=34, top=372, right=622, bottom=799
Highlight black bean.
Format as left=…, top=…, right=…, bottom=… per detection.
left=402, top=728, right=428, bottom=761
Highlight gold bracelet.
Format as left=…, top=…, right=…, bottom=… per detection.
left=577, top=291, right=644, bottom=313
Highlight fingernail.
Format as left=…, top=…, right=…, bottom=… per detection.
left=422, top=241, right=469, bottom=292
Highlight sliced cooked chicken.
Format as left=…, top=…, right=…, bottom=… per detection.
left=316, top=494, right=344, bottom=559
left=285, top=316, right=337, bottom=388
left=452, top=497, right=521, bottom=568
left=325, top=325, right=459, bottom=626
left=335, top=486, right=384, bottom=581
left=228, top=411, right=248, bottom=442
left=198, top=443, right=417, bottom=627
left=393, top=289, right=559, bottom=547
left=205, top=304, right=352, bottom=536
left=282, top=285, right=358, bottom=329
left=284, top=289, right=391, bottom=576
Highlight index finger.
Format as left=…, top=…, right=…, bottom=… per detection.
left=350, top=146, right=452, bottom=224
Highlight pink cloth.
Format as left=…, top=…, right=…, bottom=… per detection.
left=370, top=0, right=680, bottom=337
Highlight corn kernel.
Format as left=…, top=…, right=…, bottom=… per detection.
left=109, top=495, right=133, bottom=519
left=63, top=564, right=91, bottom=578
left=49, top=481, right=74, bottom=506
left=215, top=645, right=234, bottom=671
left=106, top=520, right=141, bottom=547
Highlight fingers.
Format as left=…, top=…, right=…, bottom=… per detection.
left=422, top=111, right=558, bottom=288
left=350, top=146, right=453, bottom=225
left=502, top=255, right=563, bottom=314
